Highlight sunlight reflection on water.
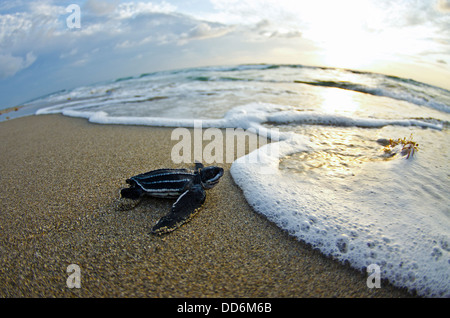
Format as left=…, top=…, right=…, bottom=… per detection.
left=278, top=125, right=396, bottom=178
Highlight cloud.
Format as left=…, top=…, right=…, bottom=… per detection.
left=84, top=0, right=120, bottom=16
left=0, top=2, right=66, bottom=52
left=201, top=1, right=307, bottom=42
left=0, top=1, right=236, bottom=84
left=30, top=1, right=66, bottom=15
left=59, top=48, right=78, bottom=59
left=0, top=2, right=178, bottom=67
left=436, top=0, right=450, bottom=12
left=0, top=51, right=36, bottom=78
left=0, top=12, right=32, bottom=48
left=114, top=1, right=177, bottom=19
left=251, top=19, right=301, bottom=40
left=0, top=0, right=300, bottom=81
left=178, top=22, right=234, bottom=45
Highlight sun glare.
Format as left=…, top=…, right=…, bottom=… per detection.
left=299, top=0, right=390, bottom=70
left=318, top=35, right=382, bottom=70
left=319, top=88, right=361, bottom=114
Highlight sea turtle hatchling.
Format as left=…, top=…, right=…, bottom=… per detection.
left=120, top=162, right=224, bottom=234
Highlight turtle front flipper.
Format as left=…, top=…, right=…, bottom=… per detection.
left=194, top=161, right=204, bottom=172
left=151, top=184, right=206, bottom=235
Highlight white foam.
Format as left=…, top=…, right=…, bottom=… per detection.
left=230, top=120, right=450, bottom=297
left=266, top=110, right=443, bottom=130
left=36, top=102, right=443, bottom=131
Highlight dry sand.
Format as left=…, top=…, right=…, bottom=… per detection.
left=0, top=114, right=412, bottom=297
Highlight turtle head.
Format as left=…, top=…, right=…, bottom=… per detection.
left=200, top=166, right=224, bottom=189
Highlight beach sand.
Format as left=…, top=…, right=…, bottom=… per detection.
left=0, top=114, right=412, bottom=297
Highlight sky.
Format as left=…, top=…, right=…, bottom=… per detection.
left=0, top=0, right=449, bottom=109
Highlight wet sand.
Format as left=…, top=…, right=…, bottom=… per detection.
left=0, top=114, right=412, bottom=297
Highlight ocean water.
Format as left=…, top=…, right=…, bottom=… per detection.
left=11, top=64, right=450, bottom=297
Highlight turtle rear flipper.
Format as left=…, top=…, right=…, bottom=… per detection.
left=121, top=187, right=143, bottom=200
left=151, top=184, right=206, bottom=235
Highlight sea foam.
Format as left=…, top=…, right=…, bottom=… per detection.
left=37, top=102, right=443, bottom=131
left=229, top=105, right=449, bottom=297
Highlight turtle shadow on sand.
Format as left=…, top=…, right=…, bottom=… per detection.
left=115, top=196, right=174, bottom=234
left=118, top=162, right=224, bottom=235
left=116, top=195, right=172, bottom=213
